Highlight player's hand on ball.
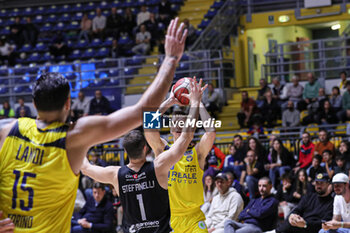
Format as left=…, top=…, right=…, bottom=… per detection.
left=181, top=77, right=207, bottom=104
left=165, top=17, right=188, bottom=63
left=0, top=211, right=14, bottom=233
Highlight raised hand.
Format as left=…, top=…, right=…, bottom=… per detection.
left=181, top=77, right=207, bottom=105
left=0, top=211, right=14, bottom=233
left=165, top=17, right=188, bottom=63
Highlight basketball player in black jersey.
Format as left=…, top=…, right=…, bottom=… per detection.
left=81, top=78, right=206, bottom=233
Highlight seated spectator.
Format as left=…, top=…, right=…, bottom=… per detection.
left=223, top=144, right=236, bottom=172
left=329, top=86, right=342, bottom=113
left=225, top=171, right=243, bottom=196
left=316, top=100, right=338, bottom=126
left=0, top=100, right=15, bottom=118
left=9, top=16, right=24, bottom=48
left=293, top=169, right=310, bottom=202
left=298, top=72, right=321, bottom=112
left=321, top=173, right=350, bottom=233
left=122, top=8, right=136, bottom=37
left=339, top=71, right=348, bottom=96
left=92, top=8, right=106, bottom=39
left=266, top=138, right=295, bottom=189
left=283, top=75, right=303, bottom=108
left=137, top=5, right=150, bottom=26
left=78, top=13, right=92, bottom=42
left=71, top=182, right=114, bottom=233
left=206, top=173, right=244, bottom=233
left=183, top=18, right=197, bottom=49
left=144, top=13, right=160, bottom=48
left=334, top=154, right=348, bottom=176
left=201, top=175, right=218, bottom=216
left=49, top=32, right=70, bottom=59
left=110, top=39, right=123, bottom=58
left=282, top=100, right=300, bottom=127
left=230, top=135, right=247, bottom=179
left=158, top=0, right=173, bottom=24
left=293, top=132, right=315, bottom=173
left=90, top=151, right=108, bottom=167
left=240, top=150, right=265, bottom=199
left=322, top=150, right=336, bottom=179
left=15, top=97, right=31, bottom=118
left=260, top=90, right=280, bottom=127
left=224, top=177, right=279, bottom=233
left=106, top=7, right=123, bottom=38
left=202, top=83, right=221, bottom=119
left=308, top=154, right=326, bottom=184
left=314, top=129, right=335, bottom=156
left=247, top=122, right=265, bottom=139
left=204, top=145, right=226, bottom=178
left=237, top=91, right=259, bottom=128
left=337, top=141, right=350, bottom=171
left=338, top=81, right=350, bottom=122
left=132, top=24, right=151, bottom=55
left=22, top=17, right=38, bottom=46
left=271, top=77, right=285, bottom=107
left=0, top=38, right=16, bottom=66
left=256, top=78, right=270, bottom=108
left=247, top=136, right=267, bottom=164
left=89, top=90, right=112, bottom=115
left=71, top=91, right=90, bottom=121
left=277, top=173, right=333, bottom=233
left=276, top=173, right=298, bottom=219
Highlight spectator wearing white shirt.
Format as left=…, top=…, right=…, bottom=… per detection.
left=71, top=91, right=90, bottom=121
left=0, top=38, right=16, bottom=66
left=92, top=8, right=106, bottom=39
left=132, top=24, right=151, bottom=55
left=137, top=6, right=150, bottom=26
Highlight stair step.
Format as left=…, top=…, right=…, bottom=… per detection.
left=129, top=76, right=153, bottom=85
left=126, top=86, right=147, bottom=94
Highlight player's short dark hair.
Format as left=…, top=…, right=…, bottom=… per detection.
left=93, top=182, right=106, bottom=190
left=32, top=72, right=70, bottom=112
left=313, top=154, right=323, bottom=163
left=123, top=130, right=146, bottom=160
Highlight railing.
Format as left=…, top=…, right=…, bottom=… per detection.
left=190, top=0, right=241, bottom=51
left=0, top=50, right=234, bottom=106
left=262, top=36, right=350, bottom=83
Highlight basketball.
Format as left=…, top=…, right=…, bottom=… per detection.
left=172, top=77, right=193, bottom=105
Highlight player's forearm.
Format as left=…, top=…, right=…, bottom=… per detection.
left=200, top=102, right=215, bottom=132
left=137, top=56, right=177, bottom=109
left=81, top=164, right=115, bottom=185
left=182, top=100, right=200, bottom=136
left=159, top=97, right=173, bottom=114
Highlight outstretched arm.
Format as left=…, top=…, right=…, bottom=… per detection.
left=154, top=78, right=206, bottom=189
left=68, top=18, right=188, bottom=174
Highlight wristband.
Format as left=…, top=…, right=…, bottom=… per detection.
left=341, top=222, right=344, bottom=228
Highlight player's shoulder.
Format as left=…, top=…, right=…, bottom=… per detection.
left=0, top=118, right=17, bottom=148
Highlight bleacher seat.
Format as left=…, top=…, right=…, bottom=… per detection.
left=59, top=5, right=70, bottom=13
left=66, top=21, right=80, bottom=30
left=96, top=48, right=109, bottom=58
left=124, top=67, right=137, bottom=75
left=0, top=27, right=10, bottom=35
left=23, top=8, right=34, bottom=16
left=33, top=15, right=44, bottom=24
left=75, top=40, right=89, bottom=49
left=198, top=18, right=211, bottom=29
left=41, top=52, right=53, bottom=62
left=34, top=6, right=45, bottom=15
left=53, top=22, right=65, bottom=31
left=19, top=44, right=32, bottom=53
left=9, top=8, right=20, bottom=17
left=47, top=14, right=58, bottom=23
left=99, top=1, right=109, bottom=9
left=82, top=49, right=95, bottom=59
left=0, top=9, right=8, bottom=17
left=35, top=42, right=47, bottom=52
left=212, top=0, right=224, bottom=8
left=103, top=37, right=114, bottom=46
left=0, top=87, right=9, bottom=95
left=47, top=5, right=58, bottom=14
left=108, top=69, right=119, bottom=78
left=205, top=8, right=218, bottom=18
left=88, top=11, right=96, bottom=19
left=27, top=53, right=42, bottom=63
left=118, top=36, right=133, bottom=46
left=60, top=13, right=71, bottom=22
left=90, top=39, right=102, bottom=48
left=72, top=3, right=83, bottom=12
left=68, top=50, right=82, bottom=60
left=126, top=55, right=144, bottom=66
left=85, top=2, right=96, bottom=11
left=41, top=23, right=53, bottom=32
left=72, top=12, right=83, bottom=21
left=170, top=4, right=180, bottom=12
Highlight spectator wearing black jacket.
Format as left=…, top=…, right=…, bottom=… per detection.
left=256, top=78, right=270, bottom=108
left=308, top=154, right=326, bottom=184
left=260, top=90, right=280, bottom=127
left=9, top=16, right=24, bottom=48
left=22, top=17, right=39, bottom=46
left=106, top=7, right=123, bottom=38
left=276, top=173, right=333, bottom=233
left=276, top=173, right=298, bottom=219
left=89, top=90, right=113, bottom=115
left=232, top=134, right=247, bottom=179
left=316, top=100, right=338, bottom=125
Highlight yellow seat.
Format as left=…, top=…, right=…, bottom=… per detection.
left=300, top=110, right=308, bottom=121
left=306, top=124, right=319, bottom=136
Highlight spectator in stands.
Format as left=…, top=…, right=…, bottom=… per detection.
left=137, top=5, right=150, bottom=26
left=298, top=72, right=321, bottom=112
left=276, top=173, right=333, bottom=233
left=49, top=32, right=70, bottom=59
left=201, top=175, right=218, bottom=216
left=223, top=144, right=236, bottom=172
left=337, top=141, right=350, bottom=171
left=203, top=83, right=221, bottom=119
left=240, top=150, right=265, bottom=199
left=206, top=145, right=226, bottom=172
left=9, top=16, right=24, bottom=48
left=266, top=138, right=295, bottom=189
left=334, top=154, right=348, bottom=176
left=247, top=136, right=267, bottom=164
left=339, top=71, right=348, bottom=96
left=322, top=150, right=336, bottom=179
left=314, top=129, right=335, bottom=156
left=321, top=173, right=350, bottom=233
left=247, top=121, right=265, bottom=139
left=78, top=13, right=92, bottom=42
left=110, top=39, right=123, bottom=58
left=317, top=87, right=328, bottom=110
left=260, top=90, right=280, bottom=127
left=284, top=75, right=303, bottom=108
left=92, top=8, right=106, bottom=39
left=308, top=154, right=326, bottom=184
left=90, top=151, right=108, bottom=167
left=282, top=100, right=300, bottom=127
left=271, top=77, right=285, bottom=107
left=183, top=18, right=197, bottom=49
left=132, top=24, right=151, bottom=55
left=276, top=173, right=298, bottom=220
left=122, top=8, right=136, bottom=37
left=256, top=79, right=270, bottom=108
left=0, top=100, right=15, bottom=118
left=225, top=177, right=279, bottom=233
left=71, top=182, right=114, bottom=233
left=293, top=132, right=315, bottom=173
left=206, top=173, right=244, bottom=233
left=338, top=81, right=350, bottom=122
left=71, top=91, right=90, bottom=121
left=225, top=171, right=244, bottom=196
left=293, top=169, right=310, bottom=203
left=237, top=91, right=258, bottom=128
left=22, top=17, right=38, bottom=47
left=231, top=135, right=246, bottom=179
left=158, top=0, right=173, bottom=24
left=89, top=90, right=112, bottom=115
left=329, top=86, right=342, bottom=113
left=0, top=38, right=16, bottom=66
left=316, top=100, right=338, bottom=127
left=15, top=97, right=31, bottom=118
left=144, top=13, right=160, bottom=48
left=106, top=7, right=123, bottom=38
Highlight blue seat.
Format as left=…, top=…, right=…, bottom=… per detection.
left=71, top=3, right=83, bottom=12
left=158, top=22, right=165, bottom=31
left=27, top=53, right=41, bottom=63
left=103, top=37, right=114, bottom=46
left=9, top=8, right=20, bottom=17
left=20, top=44, right=32, bottom=53
left=102, top=10, right=110, bottom=17
left=0, top=27, right=10, bottom=35
left=53, top=23, right=65, bottom=31
left=47, top=5, right=58, bottom=14
left=14, top=65, right=27, bottom=75
left=180, top=53, right=189, bottom=61
left=198, top=18, right=211, bottom=29
left=138, top=0, right=147, bottom=6
left=149, top=0, right=160, bottom=5
left=47, top=15, right=58, bottom=24
left=33, top=15, right=44, bottom=24
left=60, top=13, right=71, bottom=22
left=124, top=67, right=137, bottom=75
left=178, top=62, right=189, bottom=71
left=41, top=23, right=53, bottom=32
left=212, top=0, right=224, bottom=8
left=109, top=77, right=120, bottom=86
left=170, top=4, right=180, bottom=12
left=82, top=49, right=95, bottom=59
left=5, top=18, right=15, bottom=26
left=96, top=48, right=109, bottom=58
left=0, top=9, right=8, bottom=17
left=108, top=69, right=119, bottom=78
left=59, top=5, right=70, bottom=13
left=66, top=21, right=80, bottom=30
left=90, top=38, right=102, bottom=48
left=88, top=11, right=96, bottom=19
left=23, top=8, right=34, bottom=16
left=196, top=28, right=203, bottom=37
left=149, top=6, right=159, bottom=14
left=66, top=72, right=77, bottom=81
left=111, top=0, right=123, bottom=8
left=75, top=40, right=89, bottom=49
left=13, top=85, right=25, bottom=93
left=27, top=64, right=39, bottom=74
left=126, top=55, right=144, bottom=66
left=84, top=2, right=96, bottom=11
left=124, top=0, right=134, bottom=7
left=68, top=50, right=82, bottom=60
left=99, top=1, right=109, bottom=9
left=41, top=52, right=53, bottom=62
left=35, top=42, right=47, bottom=52
left=0, top=87, right=9, bottom=95
left=34, top=6, right=45, bottom=15
left=118, top=36, right=133, bottom=46
left=72, top=12, right=83, bottom=21
left=205, top=8, right=218, bottom=18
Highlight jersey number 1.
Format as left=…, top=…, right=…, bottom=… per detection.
left=12, top=170, right=36, bottom=211
left=136, top=194, right=147, bottom=221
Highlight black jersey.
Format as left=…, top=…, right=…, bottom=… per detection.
left=118, top=161, right=171, bottom=233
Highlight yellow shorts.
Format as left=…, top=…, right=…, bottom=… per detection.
left=171, top=210, right=208, bottom=233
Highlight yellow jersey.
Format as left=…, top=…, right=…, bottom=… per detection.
left=0, top=118, right=79, bottom=233
left=167, top=144, right=204, bottom=216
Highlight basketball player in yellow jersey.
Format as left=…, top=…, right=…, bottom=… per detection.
left=145, top=88, right=216, bottom=233
left=0, top=18, right=187, bottom=233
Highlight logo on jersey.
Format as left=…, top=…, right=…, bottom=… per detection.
left=198, top=221, right=207, bottom=229
left=125, top=172, right=146, bottom=182
left=186, top=155, right=193, bottom=162
left=143, top=111, right=161, bottom=129
left=133, top=174, right=138, bottom=179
